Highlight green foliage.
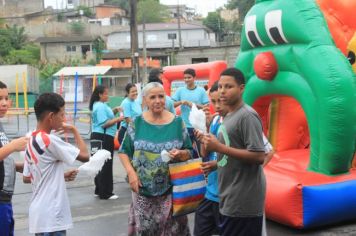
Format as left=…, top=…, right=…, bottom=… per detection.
left=38, top=58, right=84, bottom=92
left=226, top=0, right=254, bottom=22
left=0, top=18, right=5, bottom=27
left=22, top=44, right=40, bottom=61
left=0, top=25, right=40, bottom=64
left=69, top=22, right=85, bottom=35
left=92, top=37, right=106, bottom=63
left=137, top=0, right=169, bottom=24
left=104, top=0, right=129, bottom=11
left=77, top=5, right=94, bottom=17
left=0, top=34, right=12, bottom=57
left=203, top=12, right=226, bottom=42
left=4, top=49, right=38, bottom=65
left=38, top=63, right=62, bottom=92
left=87, top=58, right=97, bottom=65
left=57, top=12, right=65, bottom=22
left=6, top=25, right=27, bottom=50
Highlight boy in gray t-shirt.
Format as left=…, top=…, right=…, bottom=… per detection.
left=203, top=68, right=265, bottom=236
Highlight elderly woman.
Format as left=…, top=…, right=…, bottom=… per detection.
left=119, top=82, right=192, bottom=236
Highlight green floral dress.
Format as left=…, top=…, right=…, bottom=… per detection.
left=120, top=115, right=192, bottom=197
left=119, top=115, right=193, bottom=236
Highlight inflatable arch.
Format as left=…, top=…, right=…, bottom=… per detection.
left=162, top=61, right=227, bottom=96
left=237, top=0, right=356, bottom=228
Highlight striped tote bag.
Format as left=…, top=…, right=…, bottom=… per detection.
left=169, top=158, right=206, bottom=216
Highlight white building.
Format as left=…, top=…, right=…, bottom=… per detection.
left=165, top=4, right=196, bottom=21
left=107, top=23, right=216, bottom=50
left=45, top=0, right=104, bottom=9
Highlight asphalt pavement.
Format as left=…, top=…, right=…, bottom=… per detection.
left=4, top=111, right=356, bottom=236
left=11, top=151, right=356, bottom=236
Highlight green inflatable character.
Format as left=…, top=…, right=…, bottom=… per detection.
left=236, top=0, right=356, bottom=175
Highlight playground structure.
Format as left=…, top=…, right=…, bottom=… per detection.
left=159, top=0, right=356, bottom=229
left=162, top=61, right=227, bottom=114
left=3, top=67, right=104, bottom=139
left=236, top=0, right=356, bottom=229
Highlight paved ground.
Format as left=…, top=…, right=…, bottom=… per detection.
left=5, top=113, right=356, bottom=236
left=11, top=151, right=356, bottom=236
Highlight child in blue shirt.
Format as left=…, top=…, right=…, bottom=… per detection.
left=172, top=68, right=209, bottom=158
left=194, top=81, right=226, bottom=236
left=118, top=83, right=142, bottom=144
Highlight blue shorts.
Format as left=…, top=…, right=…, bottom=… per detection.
left=194, top=198, right=221, bottom=236
left=0, top=202, right=14, bottom=236
left=220, top=214, right=263, bottom=236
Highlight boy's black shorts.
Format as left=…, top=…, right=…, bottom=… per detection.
left=194, top=198, right=221, bottom=236
left=219, top=214, right=263, bottom=236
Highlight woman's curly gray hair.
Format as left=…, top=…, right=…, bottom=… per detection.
left=142, top=82, right=164, bottom=97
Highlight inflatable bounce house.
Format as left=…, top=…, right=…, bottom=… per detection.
left=162, top=61, right=227, bottom=113
left=237, top=0, right=356, bottom=229
left=162, top=61, right=227, bottom=96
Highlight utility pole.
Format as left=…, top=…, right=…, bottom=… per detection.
left=130, top=0, right=140, bottom=83
left=142, top=13, right=148, bottom=84
left=177, top=1, right=182, bottom=50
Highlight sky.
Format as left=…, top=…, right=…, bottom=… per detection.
left=45, top=0, right=228, bottom=17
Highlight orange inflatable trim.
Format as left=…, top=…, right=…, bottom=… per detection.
left=316, top=0, right=356, bottom=55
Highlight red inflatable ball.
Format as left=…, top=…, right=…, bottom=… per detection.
left=253, top=51, right=278, bottom=81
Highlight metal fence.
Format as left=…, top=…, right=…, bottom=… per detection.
left=2, top=108, right=92, bottom=139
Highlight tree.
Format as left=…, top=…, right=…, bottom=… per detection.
left=203, top=12, right=226, bottom=42
left=4, top=49, right=38, bottom=65
left=137, top=0, right=169, bottom=24
left=104, top=0, right=129, bottom=11
left=0, top=34, right=12, bottom=57
left=39, top=63, right=63, bottom=93
left=226, top=0, right=254, bottom=22
left=77, top=5, right=94, bottom=18
left=70, top=22, right=85, bottom=35
left=92, top=37, right=106, bottom=63
left=6, top=25, right=27, bottom=50
left=0, top=25, right=40, bottom=64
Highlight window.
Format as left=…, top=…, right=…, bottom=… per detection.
left=192, top=58, right=208, bottom=64
left=168, top=33, right=177, bottom=40
left=81, top=45, right=91, bottom=59
left=66, top=45, right=76, bottom=52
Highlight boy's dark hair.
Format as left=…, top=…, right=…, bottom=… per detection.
left=209, top=81, right=219, bottom=94
left=0, top=81, right=7, bottom=89
left=125, top=83, right=136, bottom=95
left=148, top=75, right=163, bottom=85
left=34, top=93, right=65, bottom=121
left=220, top=68, right=245, bottom=85
left=89, top=85, right=106, bottom=111
left=149, top=68, right=163, bottom=78
left=183, top=68, right=196, bottom=77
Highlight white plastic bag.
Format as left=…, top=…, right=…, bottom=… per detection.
left=161, top=149, right=171, bottom=162
left=78, top=149, right=111, bottom=177
left=189, top=103, right=207, bottom=133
